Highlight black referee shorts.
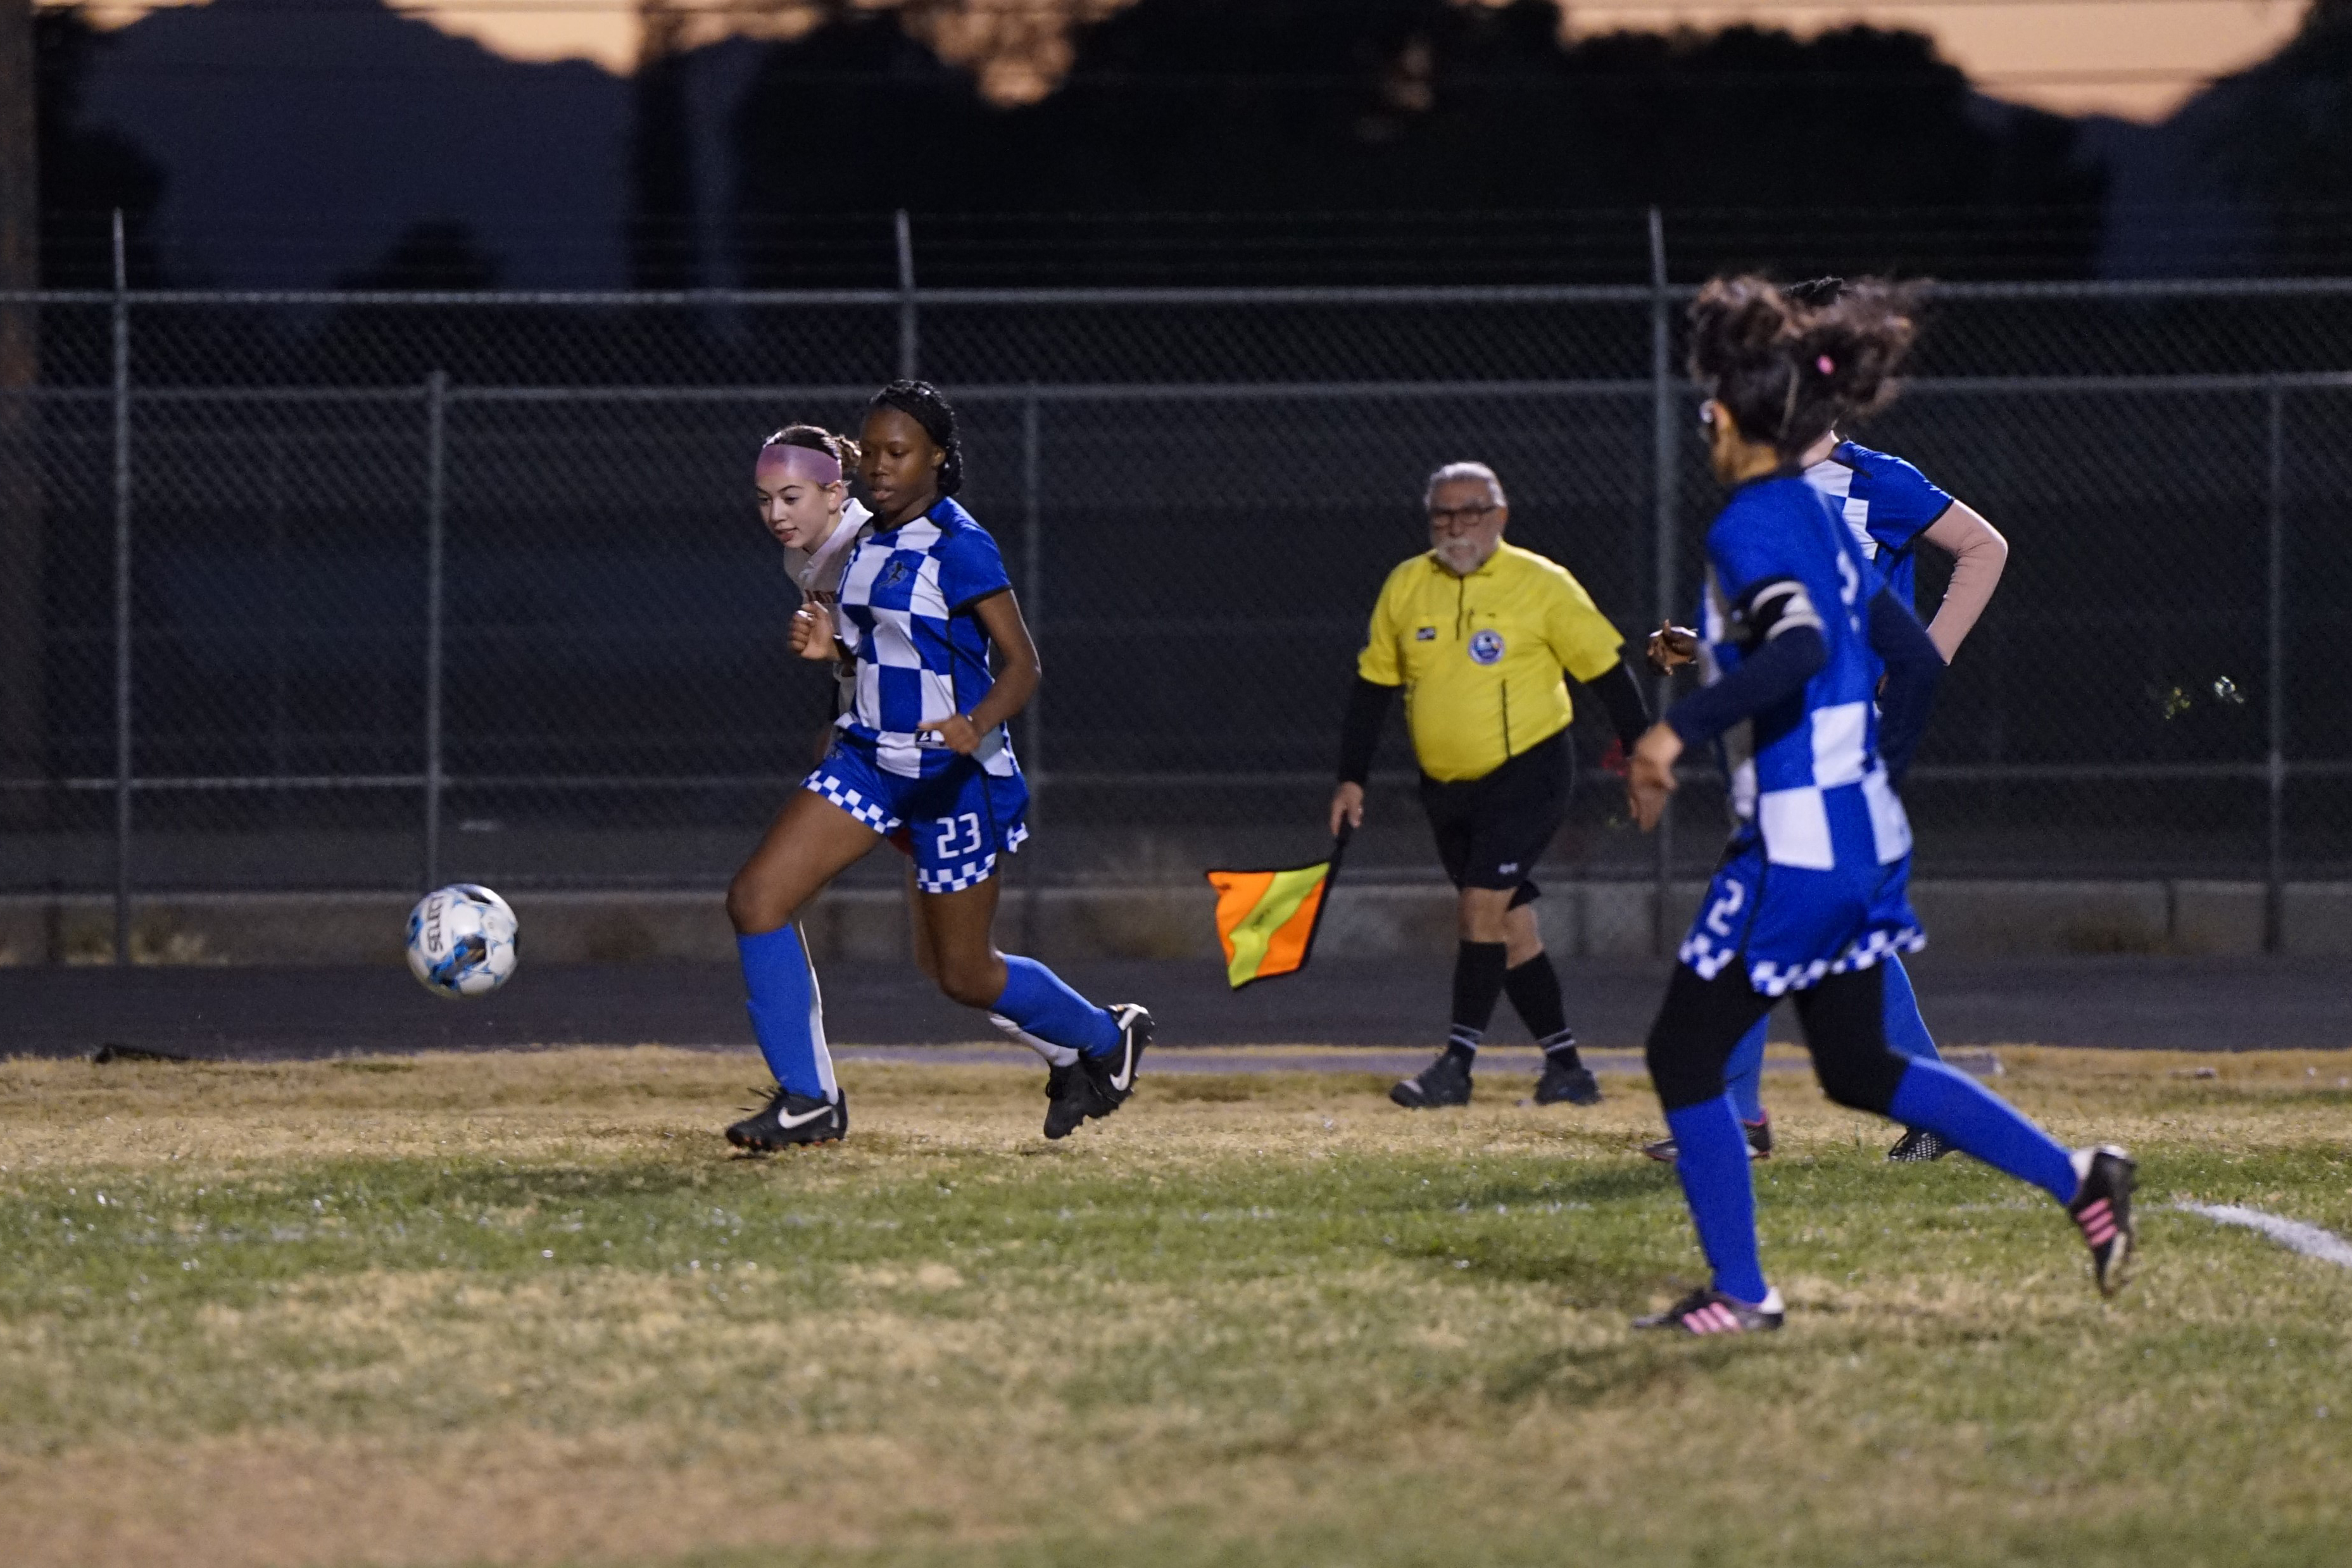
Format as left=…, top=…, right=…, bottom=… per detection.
left=1418, top=729, right=1573, bottom=908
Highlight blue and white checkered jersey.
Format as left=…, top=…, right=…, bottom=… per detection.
left=1697, top=474, right=1913, bottom=872
left=832, top=496, right=1020, bottom=782
left=1803, top=440, right=1953, bottom=613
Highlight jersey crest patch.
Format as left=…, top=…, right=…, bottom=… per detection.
left=1468, top=629, right=1506, bottom=665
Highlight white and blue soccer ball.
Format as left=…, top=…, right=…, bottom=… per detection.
left=405, top=883, right=519, bottom=999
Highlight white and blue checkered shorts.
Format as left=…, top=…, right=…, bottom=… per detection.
left=802, top=744, right=1031, bottom=894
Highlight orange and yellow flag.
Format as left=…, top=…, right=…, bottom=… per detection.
left=1205, top=839, right=1343, bottom=989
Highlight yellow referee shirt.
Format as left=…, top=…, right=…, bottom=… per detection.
left=1356, top=543, right=1627, bottom=783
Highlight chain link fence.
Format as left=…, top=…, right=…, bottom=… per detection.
left=4, top=246, right=2350, bottom=953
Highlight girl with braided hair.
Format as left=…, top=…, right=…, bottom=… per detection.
left=723, top=381, right=1152, bottom=1150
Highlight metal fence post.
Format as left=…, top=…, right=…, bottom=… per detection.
left=1020, top=388, right=1043, bottom=948
left=2265, top=380, right=2286, bottom=954
left=422, top=370, right=449, bottom=890
left=895, top=210, right=918, bottom=380
left=1647, top=207, right=1676, bottom=957
left=110, top=210, right=132, bottom=966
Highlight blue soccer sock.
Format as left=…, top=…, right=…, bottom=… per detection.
left=1664, top=1095, right=1770, bottom=1304
left=1881, top=956, right=1942, bottom=1064
left=738, top=924, right=835, bottom=1100
left=1887, top=1060, right=2077, bottom=1203
left=1722, top=1017, right=1770, bottom=1125
left=993, top=955, right=1121, bottom=1058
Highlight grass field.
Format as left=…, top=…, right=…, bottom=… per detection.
left=2, top=1045, right=2349, bottom=1568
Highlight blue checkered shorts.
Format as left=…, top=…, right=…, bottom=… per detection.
left=802, top=743, right=1031, bottom=894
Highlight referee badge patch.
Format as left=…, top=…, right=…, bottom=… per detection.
left=1468, top=629, right=1506, bottom=665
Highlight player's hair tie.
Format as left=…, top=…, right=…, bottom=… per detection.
left=757, top=439, right=842, bottom=487
left=1816, top=354, right=1835, bottom=375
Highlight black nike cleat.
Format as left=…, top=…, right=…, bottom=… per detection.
left=2068, top=1145, right=2137, bottom=1297
left=1641, top=1111, right=1772, bottom=1163
left=1887, top=1127, right=1952, bottom=1162
left=1532, top=1051, right=1602, bottom=1107
left=726, top=1084, right=846, bottom=1152
left=1045, top=1060, right=1073, bottom=1101
left=1390, top=1046, right=1473, bottom=1109
left=1043, top=1004, right=1151, bottom=1140
left=1633, top=1285, right=1786, bottom=1335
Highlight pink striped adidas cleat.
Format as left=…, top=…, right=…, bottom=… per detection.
left=1633, top=1286, right=1786, bottom=1335
left=2068, top=1145, right=2137, bottom=1297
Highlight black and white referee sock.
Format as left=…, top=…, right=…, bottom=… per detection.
left=1448, top=940, right=1510, bottom=1060
left=1504, top=951, right=1582, bottom=1069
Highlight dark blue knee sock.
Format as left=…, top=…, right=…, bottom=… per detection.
left=1723, top=1018, right=1769, bottom=1124
left=1880, top=956, right=1942, bottom=1063
left=993, top=955, right=1120, bottom=1058
left=738, top=925, right=834, bottom=1100
left=1664, top=1096, right=1770, bottom=1304
left=1887, top=1061, right=2077, bottom=1203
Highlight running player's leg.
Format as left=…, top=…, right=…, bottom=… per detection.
left=1797, top=965, right=2135, bottom=1293
left=1801, top=965, right=2071, bottom=1199
left=906, top=858, right=1076, bottom=1072
left=723, top=789, right=883, bottom=1145
left=1642, top=963, right=1779, bottom=1308
left=1880, top=953, right=1939, bottom=1062
left=1723, top=1018, right=1768, bottom=1123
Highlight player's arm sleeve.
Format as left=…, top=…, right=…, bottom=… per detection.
left=1861, top=452, right=1954, bottom=557
left=1661, top=524, right=1828, bottom=746
left=1916, top=501, right=2008, bottom=662
left=1336, top=677, right=1398, bottom=786
left=940, top=526, right=1014, bottom=614
left=1868, top=587, right=1945, bottom=786
left=1580, top=659, right=1649, bottom=751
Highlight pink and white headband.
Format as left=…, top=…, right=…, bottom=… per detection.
left=756, top=441, right=842, bottom=487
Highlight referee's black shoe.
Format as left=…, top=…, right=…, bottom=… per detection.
left=1390, top=1044, right=1474, bottom=1109
left=726, top=1084, right=846, bottom=1152
left=1532, top=1047, right=1602, bottom=1107
left=1043, top=1004, right=1152, bottom=1140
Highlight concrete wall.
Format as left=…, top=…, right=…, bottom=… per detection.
left=0, top=878, right=2335, bottom=967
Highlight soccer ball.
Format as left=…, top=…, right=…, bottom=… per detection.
left=405, top=883, right=519, bottom=999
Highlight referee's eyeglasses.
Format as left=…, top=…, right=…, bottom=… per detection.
left=1428, top=501, right=1500, bottom=528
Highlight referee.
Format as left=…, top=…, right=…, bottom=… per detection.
left=1331, top=461, right=1650, bottom=1109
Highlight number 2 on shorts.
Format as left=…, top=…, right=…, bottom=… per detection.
left=1704, top=879, right=1746, bottom=938
left=934, top=812, right=983, bottom=858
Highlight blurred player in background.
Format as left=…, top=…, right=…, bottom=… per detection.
left=723, top=382, right=1151, bottom=1149
left=1626, top=276, right=2131, bottom=1335
left=1640, top=275, right=2011, bottom=1166
left=1331, top=461, right=1650, bottom=1111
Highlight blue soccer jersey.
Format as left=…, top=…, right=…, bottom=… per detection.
left=1803, top=440, right=1952, bottom=612
left=832, top=497, right=1019, bottom=782
left=1682, top=474, right=1921, bottom=995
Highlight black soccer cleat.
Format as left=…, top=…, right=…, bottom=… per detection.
left=1633, top=1285, right=1786, bottom=1335
left=1641, top=1111, right=1772, bottom=1163
left=1390, top=1046, right=1473, bottom=1109
left=1043, top=1004, right=1151, bottom=1140
left=2068, top=1145, right=2137, bottom=1297
left=726, top=1084, right=846, bottom=1152
left=1044, top=1060, right=1074, bottom=1101
left=1887, top=1126, right=1953, bottom=1162
left=1532, top=1051, right=1602, bottom=1107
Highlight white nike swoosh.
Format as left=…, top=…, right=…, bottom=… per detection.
left=775, top=1104, right=836, bottom=1129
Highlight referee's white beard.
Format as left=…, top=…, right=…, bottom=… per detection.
left=1435, top=536, right=1489, bottom=574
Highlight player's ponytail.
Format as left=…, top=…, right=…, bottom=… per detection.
left=869, top=379, right=964, bottom=496
left=1688, top=274, right=1918, bottom=458
left=1791, top=278, right=1920, bottom=441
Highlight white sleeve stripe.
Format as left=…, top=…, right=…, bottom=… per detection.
left=1747, top=579, right=1822, bottom=638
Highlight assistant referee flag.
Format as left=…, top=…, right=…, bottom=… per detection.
left=1206, top=835, right=1345, bottom=989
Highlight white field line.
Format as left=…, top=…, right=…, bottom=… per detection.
left=2168, top=1203, right=2352, bottom=1269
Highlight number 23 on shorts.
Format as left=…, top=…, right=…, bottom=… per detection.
left=934, top=813, right=983, bottom=858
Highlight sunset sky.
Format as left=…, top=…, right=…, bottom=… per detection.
left=56, top=0, right=2315, bottom=122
